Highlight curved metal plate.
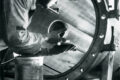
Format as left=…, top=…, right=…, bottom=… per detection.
left=44, top=0, right=107, bottom=80
left=29, top=0, right=107, bottom=79
left=44, top=0, right=95, bottom=76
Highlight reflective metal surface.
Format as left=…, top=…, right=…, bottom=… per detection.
left=44, top=0, right=96, bottom=76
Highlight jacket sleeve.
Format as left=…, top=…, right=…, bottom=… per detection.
left=3, top=0, right=44, bottom=55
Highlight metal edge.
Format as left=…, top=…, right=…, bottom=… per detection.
left=44, top=0, right=108, bottom=80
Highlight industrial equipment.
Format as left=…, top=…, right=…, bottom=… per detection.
left=0, top=0, right=120, bottom=80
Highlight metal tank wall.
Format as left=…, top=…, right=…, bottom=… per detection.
left=28, top=0, right=120, bottom=80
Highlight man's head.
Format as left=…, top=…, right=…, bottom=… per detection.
left=37, top=0, right=58, bottom=8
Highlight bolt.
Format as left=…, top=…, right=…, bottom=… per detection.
left=99, top=34, right=104, bottom=38
left=57, top=42, right=62, bottom=46
left=97, top=0, right=102, bottom=3
left=92, top=54, right=95, bottom=57
left=101, top=14, right=106, bottom=20
left=80, top=68, right=84, bottom=72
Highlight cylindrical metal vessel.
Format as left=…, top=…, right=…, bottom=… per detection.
left=28, top=0, right=120, bottom=80
left=15, top=57, right=44, bottom=80
left=43, top=0, right=108, bottom=80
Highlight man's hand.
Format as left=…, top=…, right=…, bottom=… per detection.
left=40, top=30, right=67, bottom=52
left=36, top=43, right=74, bottom=56
left=41, top=38, right=56, bottom=49
left=47, top=34, right=66, bottom=44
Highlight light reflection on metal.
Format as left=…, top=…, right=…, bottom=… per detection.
left=44, top=1, right=107, bottom=80
left=92, top=54, right=96, bottom=57
left=80, top=68, right=84, bottom=72
left=101, top=14, right=106, bottom=20
left=97, top=0, right=102, bottom=3
left=99, top=34, right=105, bottom=39
left=65, top=78, right=69, bottom=80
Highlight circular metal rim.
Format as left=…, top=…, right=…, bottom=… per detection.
left=47, top=20, right=66, bottom=34
left=44, top=0, right=108, bottom=80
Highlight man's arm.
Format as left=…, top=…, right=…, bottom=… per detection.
left=3, top=0, right=46, bottom=56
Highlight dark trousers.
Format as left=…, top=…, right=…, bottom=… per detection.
left=0, top=49, right=8, bottom=80
left=0, top=49, right=14, bottom=80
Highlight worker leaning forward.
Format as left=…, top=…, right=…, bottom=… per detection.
left=0, top=0, right=73, bottom=80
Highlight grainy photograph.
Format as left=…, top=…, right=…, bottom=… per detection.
left=0, top=0, right=120, bottom=80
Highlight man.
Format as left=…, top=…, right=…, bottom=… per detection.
left=0, top=0, right=73, bottom=79
left=0, top=0, right=59, bottom=56
left=0, top=0, right=73, bottom=56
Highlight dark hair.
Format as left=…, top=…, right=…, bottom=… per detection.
left=37, top=0, right=51, bottom=8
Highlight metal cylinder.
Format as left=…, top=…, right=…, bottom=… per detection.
left=48, top=20, right=93, bottom=53
left=15, top=57, right=44, bottom=80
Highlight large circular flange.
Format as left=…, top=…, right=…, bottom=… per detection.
left=44, top=0, right=108, bottom=80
